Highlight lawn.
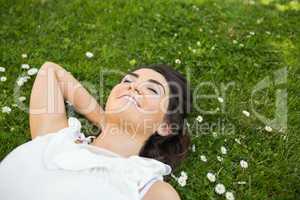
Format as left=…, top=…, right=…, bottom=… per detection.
left=0, top=0, right=299, bottom=199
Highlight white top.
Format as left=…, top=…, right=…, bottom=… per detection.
left=0, top=117, right=172, bottom=200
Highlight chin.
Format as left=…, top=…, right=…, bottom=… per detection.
left=105, top=106, right=143, bottom=125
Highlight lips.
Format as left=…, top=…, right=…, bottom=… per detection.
left=118, top=94, right=141, bottom=107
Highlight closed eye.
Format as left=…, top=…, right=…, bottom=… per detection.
left=122, top=79, right=132, bottom=83
left=148, top=87, right=158, bottom=94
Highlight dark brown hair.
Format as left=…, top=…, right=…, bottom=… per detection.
left=135, top=64, right=193, bottom=172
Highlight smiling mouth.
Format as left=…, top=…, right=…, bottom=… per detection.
left=119, top=95, right=141, bottom=107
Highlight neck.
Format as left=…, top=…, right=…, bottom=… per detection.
left=90, top=122, right=148, bottom=158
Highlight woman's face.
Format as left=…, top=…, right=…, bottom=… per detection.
left=105, top=68, right=170, bottom=135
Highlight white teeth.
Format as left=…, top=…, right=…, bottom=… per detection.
left=123, top=96, right=138, bottom=107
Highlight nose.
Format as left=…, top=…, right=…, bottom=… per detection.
left=129, top=82, right=141, bottom=95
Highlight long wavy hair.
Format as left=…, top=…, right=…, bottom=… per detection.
left=135, top=64, right=193, bottom=173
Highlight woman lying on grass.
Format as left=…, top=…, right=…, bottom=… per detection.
left=0, top=61, right=192, bottom=200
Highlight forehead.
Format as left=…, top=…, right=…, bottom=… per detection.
left=131, top=68, right=169, bottom=94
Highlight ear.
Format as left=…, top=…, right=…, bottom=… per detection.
left=157, top=122, right=172, bottom=137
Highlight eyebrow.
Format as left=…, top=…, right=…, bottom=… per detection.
left=127, top=72, right=166, bottom=94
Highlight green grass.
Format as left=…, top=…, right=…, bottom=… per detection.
left=0, top=0, right=299, bottom=199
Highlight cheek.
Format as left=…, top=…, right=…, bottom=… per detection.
left=143, top=95, right=168, bottom=113
left=105, top=85, right=124, bottom=110
left=142, top=96, right=160, bottom=111
left=142, top=96, right=167, bottom=120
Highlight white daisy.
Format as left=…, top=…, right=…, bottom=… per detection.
left=200, top=155, right=208, bottom=162
left=21, top=64, right=30, bottom=69
left=206, top=172, right=216, bottom=182
left=175, top=59, right=181, bottom=64
left=232, top=40, right=238, bottom=44
left=225, top=191, right=235, bottom=200
left=215, top=183, right=226, bottom=195
left=0, top=76, right=7, bottom=82
left=0, top=67, right=5, bottom=72
left=249, top=31, right=255, bottom=35
left=27, top=68, right=38, bottom=76
left=217, top=97, right=224, bottom=103
left=85, top=51, right=94, bottom=58
left=237, top=181, right=246, bottom=185
left=180, top=171, right=188, bottom=180
left=217, top=155, right=223, bottom=162
left=239, top=43, right=244, bottom=47
left=240, top=160, right=248, bottom=169
left=221, top=146, right=227, bottom=155
left=242, top=110, right=250, bottom=117
left=265, top=125, right=272, bottom=132
left=24, top=76, right=31, bottom=82
left=177, top=176, right=187, bottom=187
left=196, top=115, right=203, bottom=122
left=2, top=106, right=12, bottom=113
left=16, top=76, right=30, bottom=86
left=18, top=96, right=26, bottom=102
left=234, top=138, right=241, bottom=144
left=21, top=54, right=28, bottom=58
left=17, top=79, right=24, bottom=86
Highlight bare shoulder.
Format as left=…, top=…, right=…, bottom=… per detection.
left=142, top=180, right=181, bottom=200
